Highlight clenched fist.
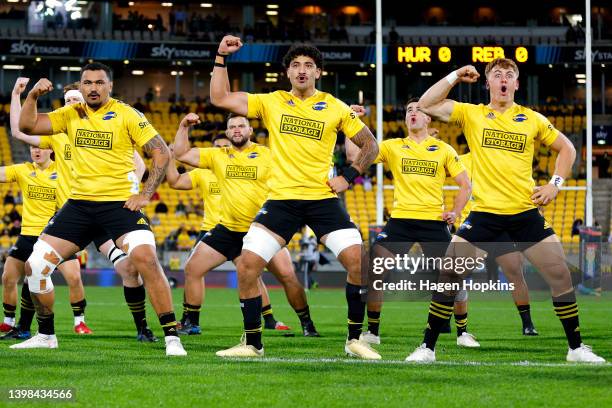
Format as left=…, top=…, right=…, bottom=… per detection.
left=180, top=112, right=201, bottom=128
left=13, top=77, right=30, bottom=95
left=218, top=35, right=243, bottom=55
left=28, top=78, right=53, bottom=99
left=455, top=65, right=480, bottom=83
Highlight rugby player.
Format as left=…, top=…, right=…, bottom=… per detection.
left=347, top=100, right=479, bottom=348
left=406, top=59, right=604, bottom=363
left=172, top=113, right=319, bottom=342
left=12, top=63, right=185, bottom=356
left=210, top=37, right=378, bottom=358
left=9, top=77, right=157, bottom=342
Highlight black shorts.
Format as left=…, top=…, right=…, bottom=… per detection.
left=485, top=232, right=520, bottom=258
left=201, top=224, right=245, bottom=261
left=254, top=198, right=356, bottom=243
left=9, top=235, right=77, bottom=263
left=456, top=209, right=554, bottom=252
left=44, top=200, right=152, bottom=250
left=374, top=218, right=451, bottom=258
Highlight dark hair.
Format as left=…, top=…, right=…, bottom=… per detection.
left=80, top=62, right=113, bottom=81
left=282, top=44, right=323, bottom=70
left=226, top=113, right=249, bottom=124
left=63, top=81, right=80, bottom=93
left=405, top=97, right=420, bottom=106
left=212, top=134, right=230, bottom=144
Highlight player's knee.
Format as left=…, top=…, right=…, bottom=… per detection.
left=122, top=230, right=156, bottom=257
left=324, top=228, right=362, bottom=258
left=454, top=289, right=468, bottom=302
left=184, top=258, right=203, bottom=280
left=26, top=240, right=61, bottom=294
left=242, top=225, right=282, bottom=263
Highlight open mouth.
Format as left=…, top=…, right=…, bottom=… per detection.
left=501, top=85, right=507, bottom=93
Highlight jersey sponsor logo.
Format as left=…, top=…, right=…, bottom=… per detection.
left=426, top=145, right=439, bottom=151
left=247, top=152, right=259, bottom=159
left=401, top=158, right=438, bottom=177
left=138, top=121, right=150, bottom=129
left=486, top=112, right=496, bottom=119
left=312, top=101, right=327, bottom=111
left=209, top=182, right=221, bottom=195
left=280, top=115, right=325, bottom=140
left=75, top=129, right=113, bottom=150
left=225, top=165, right=257, bottom=180
left=102, top=111, right=117, bottom=120
left=64, top=144, right=72, bottom=160
left=512, top=113, right=528, bottom=122
left=27, top=185, right=56, bottom=201
left=49, top=172, right=58, bottom=180
left=481, top=129, right=527, bottom=153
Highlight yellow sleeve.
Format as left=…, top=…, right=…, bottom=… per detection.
left=247, top=93, right=267, bottom=119
left=124, top=105, right=159, bottom=147
left=38, top=136, right=53, bottom=149
left=338, top=101, right=366, bottom=139
left=188, top=170, right=200, bottom=189
left=198, top=148, right=216, bottom=169
left=4, top=165, right=19, bottom=183
left=47, top=105, right=71, bottom=134
left=372, top=141, right=389, bottom=164
left=445, top=145, right=465, bottom=178
left=459, top=153, right=472, bottom=177
left=535, top=112, right=559, bottom=146
left=448, top=101, right=469, bottom=128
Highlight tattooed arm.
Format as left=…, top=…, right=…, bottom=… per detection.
left=327, top=126, right=378, bottom=194
left=124, top=134, right=170, bottom=211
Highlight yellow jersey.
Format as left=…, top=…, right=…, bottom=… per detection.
left=449, top=102, right=558, bottom=214
left=188, top=168, right=222, bottom=231
left=247, top=90, right=365, bottom=200
left=459, top=152, right=474, bottom=223
left=5, top=162, right=57, bottom=236
left=375, top=136, right=465, bottom=221
left=39, top=132, right=73, bottom=207
left=47, top=98, right=157, bottom=201
left=198, top=144, right=270, bottom=232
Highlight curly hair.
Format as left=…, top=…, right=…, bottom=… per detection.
left=282, top=44, right=323, bottom=70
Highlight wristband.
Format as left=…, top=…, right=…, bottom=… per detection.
left=445, top=71, right=458, bottom=85
left=215, top=52, right=227, bottom=67
left=341, top=166, right=360, bottom=184
left=549, top=175, right=564, bottom=188
left=214, top=62, right=226, bottom=68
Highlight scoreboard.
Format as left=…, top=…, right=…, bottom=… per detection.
left=395, top=46, right=531, bottom=65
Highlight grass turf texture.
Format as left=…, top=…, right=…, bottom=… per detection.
left=0, top=286, right=610, bottom=407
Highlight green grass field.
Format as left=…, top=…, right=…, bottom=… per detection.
left=0, top=286, right=610, bottom=407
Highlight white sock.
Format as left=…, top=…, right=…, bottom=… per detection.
left=74, top=315, right=85, bottom=326
left=4, top=317, right=15, bottom=326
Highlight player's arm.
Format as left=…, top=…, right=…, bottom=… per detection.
left=418, top=65, right=480, bottom=122
left=166, top=146, right=194, bottom=190
left=209, top=35, right=248, bottom=116
left=531, top=132, right=576, bottom=206
left=133, top=150, right=146, bottom=181
left=124, top=135, right=169, bottom=211
left=11, top=77, right=42, bottom=147
left=173, top=113, right=201, bottom=168
left=345, top=105, right=367, bottom=164
left=328, top=126, right=378, bottom=194
left=19, top=78, right=55, bottom=135
left=443, top=171, right=471, bottom=225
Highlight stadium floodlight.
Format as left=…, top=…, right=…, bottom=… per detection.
left=420, top=72, right=433, bottom=76
left=267, top=4, right=279, bottom=8
left=200, top=3, right=212, bottom=7
left=266, top=10, right=278, bottom=16
left=60, top=66, right=81, bottom=71
left=35, top=57, right=42, bottom=62
left=129, top=1, right=135, bottom=5
left=265, top=78, right=278, bottom=83
left=70, top=11, right=82, bottom=19
left=162, top=2, right=173, bottom=7
left=132, top=70, right=144, bottom=75
left=322, top=71, right=329, bottom=76
left=577, top=79, right=586, bottom=84
left=356, top=71, right=368, bottom=76
left=123, top=60, right=130, bottom=65
left=2, top=65, right=24, bottom=70
left=576, top=74, right=586, bottom=78
left=7, top=0, right=19, bottom=3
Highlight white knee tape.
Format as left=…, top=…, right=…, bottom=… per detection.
left=324, top=228, right=362, bottom=257
left=26, top=240, right=62, bottom=294
left=242, top=225, right=282, bottom=263
left=454, top=289, right=468, bottom=302
left=122, top=230, right=156, bottom=256
left=106, top=245, right=128, bottom=267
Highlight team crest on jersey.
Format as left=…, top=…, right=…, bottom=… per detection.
left=426, top=145, right=439, bottom=151
left=102, top=111, right=117, bottom=120
left=247, top=152, right=259, bottom=159
left=49, top=172, right=58, bottom=180
left=486, top=112, right=496, bottom=119
left=312, top=102, right=327, bottom=111
left=513, top=113, right=528, bottom=122
left=286, top=100, right=295, bottom=106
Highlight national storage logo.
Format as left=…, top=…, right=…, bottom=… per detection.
left=226, top=165, right=257, bottom=180
left=75, top=129, right=113, bottom=150
left=27, top=185, right=56, bottom=201
left=209, top=182, right=221, bottom=194
left=482, top=129, right=526, bottom=153
left=280, top=115, right=325, bottom=141
left=401, top=158, right=438, bottom=177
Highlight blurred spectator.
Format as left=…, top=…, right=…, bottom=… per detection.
left=9, top=220, right=21, bottom=237
left=145, top=88, right=154, bottom=104
left=14, top=191, right=22, bottom=205
left=134, top=98, right=146, bottom=113
left=8, top=206, right=20, bottom=223
left=571, top=219, right=583, bottom=236
left=151, top=214, right=161, bottom=226
left=388, top=27, right=399, bottom=44
left=363, top=175, right=373, bottom=191
left=175, top=200, right=187, bottom=216
left=4, top=190, right=15, bottom=205
left=155, top=200, right=169, bottom=214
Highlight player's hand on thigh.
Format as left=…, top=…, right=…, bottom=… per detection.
left=124, top=194, right=150, bottom=211
left=327, top=176, right=350, bottom=194
left=531, top=184, right=558, bottom=206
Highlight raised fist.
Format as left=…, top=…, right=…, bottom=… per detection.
left=218, top=35, right=243, bottom=55
left=28, top=78, right=53, bottom=98
left=180, top=112, right=201, bottom=128
left=13, top=77, right=30, bottom=95
left=456, top=65, right=480, bottom=83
